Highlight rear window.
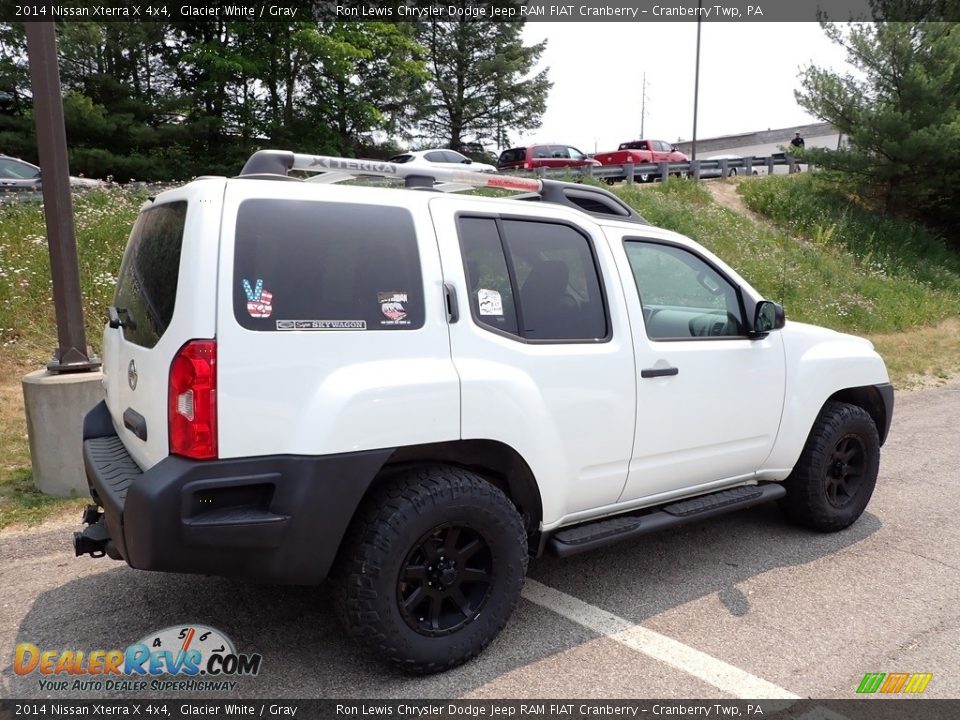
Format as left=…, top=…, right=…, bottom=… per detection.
left=498, top=148, right=526, bottom=165
left=113, top=201, right=188, bottom=348
left=233, top=200, right=424, bottom=331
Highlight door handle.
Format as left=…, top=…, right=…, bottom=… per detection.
left=443, top=282, right=459, bottom=324
left=123, top=408, right=147, bottom=441
left=641, top=366, right=679, bottom=379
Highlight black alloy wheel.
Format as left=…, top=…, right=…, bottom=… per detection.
left=824, top=434, right=867, bottom=508
left=397, top=523, right=493, bottom=636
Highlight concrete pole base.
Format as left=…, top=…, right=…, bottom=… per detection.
left=21, top=369, right=104, bottom=497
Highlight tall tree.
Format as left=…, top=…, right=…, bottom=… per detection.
left=416, top=15, right=550, bottom=150
left=304, top=22, right=429, bottom=154
left=795, top=6, right=960, bottom=229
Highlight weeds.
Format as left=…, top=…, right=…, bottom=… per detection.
left=615, top=178, right=960, bottom=335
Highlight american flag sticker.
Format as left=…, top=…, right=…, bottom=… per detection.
left=243, top=278, right=273, bottom=319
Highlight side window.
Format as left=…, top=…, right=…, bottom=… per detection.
left=623, top=241, right=744, bottom=340
left=113, top=201, right=188, bottom=348
left=0, top=158, right=39, bottom=178
left=533, top=146, right=550, bottom=159
left=549, top=145, right=570, bottom=159
left=234, top=200, right=424, bottom=331
left=459, top=218, right=519, bottom=336
left=567, top=147, right=586, bottom=160
left=459, top=216, right=608, bottom=342
left=444, top=151, right=468, bottom=164
left=424, top=151, right=446, bottom=162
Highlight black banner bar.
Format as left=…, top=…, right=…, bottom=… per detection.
left=2, top=0, right=957, bottom=23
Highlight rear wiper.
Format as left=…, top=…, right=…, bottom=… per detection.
left=108, top=306, right=137, bottom=330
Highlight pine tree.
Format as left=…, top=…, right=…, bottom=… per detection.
left=796, top=10, right=960, bottom=229
left=416, top=12, right=550, bottom=151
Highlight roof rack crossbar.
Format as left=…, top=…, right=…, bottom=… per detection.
left=240, top=149, right=543, bottom=194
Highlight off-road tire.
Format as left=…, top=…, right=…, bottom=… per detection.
left=779, top=401, right=880, bottom=532
left=333, top=465, right=528, bottom=674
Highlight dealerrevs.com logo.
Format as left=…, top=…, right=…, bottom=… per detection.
left=14, top=625, right=262, bottom=693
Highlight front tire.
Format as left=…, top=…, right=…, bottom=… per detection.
left=334, top=466, right=528, bottom=674
left=780, top=401, right=880, bottom=532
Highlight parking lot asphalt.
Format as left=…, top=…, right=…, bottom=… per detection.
left=2, top=380, right=958, bottom=701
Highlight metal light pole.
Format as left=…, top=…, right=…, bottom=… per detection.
left=691, top=4, right=702, bottom=160
left=25, top=22, right=98, bottom=372
left=640, top=71, right=647, bottom=137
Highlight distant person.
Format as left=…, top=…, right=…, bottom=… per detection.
left=789, top=132, right=805, bottom=173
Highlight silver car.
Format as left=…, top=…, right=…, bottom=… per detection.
left=0, top=153, right=104, bottom=191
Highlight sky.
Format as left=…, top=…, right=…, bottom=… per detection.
left=518, top=22, right=852, bottom=154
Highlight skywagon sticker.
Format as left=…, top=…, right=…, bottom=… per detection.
left=242, top=278, right=273, bottom=319
left=378, top=292, right=410, bottom=325
left=276, top=320, right=366, bottom=330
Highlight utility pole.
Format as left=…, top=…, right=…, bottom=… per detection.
left=25, top=22, right=98, bottom=372
left=691, top=5, right=702, bottom=160
left=640, top=72, right=648, bottom=138
left=22, top=22, right=102, bottom=501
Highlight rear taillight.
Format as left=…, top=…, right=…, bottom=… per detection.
left=168, top=339, right=217, bottom=459
left=524, top=161, right=532, bottom=170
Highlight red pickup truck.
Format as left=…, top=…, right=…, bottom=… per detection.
left=595, top=139, right=689, bottom=183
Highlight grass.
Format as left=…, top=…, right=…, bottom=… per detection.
left=0, top=186, right=147, bottom=364
left=1, top=187, right=146, bottom=530
left=1, top=177, right=959, bottom=529
left=612, top=178, right=960, bottom=336
left=0, top=362, right=86, bottom=530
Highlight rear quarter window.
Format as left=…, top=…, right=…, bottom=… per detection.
left=498, top=148, right=526, bottom=165
left=233, top=200, right=424, bottom=331
left=113, top=201, right=188, bottom=348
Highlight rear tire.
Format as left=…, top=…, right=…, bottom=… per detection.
left=779, top=401, right=880, bottom=532
left=333, top=465, right=528, bottom=674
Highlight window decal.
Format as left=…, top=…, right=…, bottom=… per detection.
left=378, top=292, right=410, bottom=326
left=275, top=320, right=366, bottom=330
left=478, top=288, right=503, bottom=316
left=242, top=278, right=273, bottom=319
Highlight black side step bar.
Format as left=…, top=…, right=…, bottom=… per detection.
left=547, top=484, right=786, bottom=558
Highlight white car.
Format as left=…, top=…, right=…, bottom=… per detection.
left=75, top=150, right=893, bottom=675
left=388, top=148, right=496, bottom=173
left=698, top=154, right=764, bottom=179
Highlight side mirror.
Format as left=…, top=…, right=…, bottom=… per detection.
left=462, top=158, right=473, bottom=165
left=753, top=301, right=785, bottom=335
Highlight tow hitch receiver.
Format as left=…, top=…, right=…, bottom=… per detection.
left=73, top=506, right=120, bottom=560
left=81, top=504, right=102, bottom=525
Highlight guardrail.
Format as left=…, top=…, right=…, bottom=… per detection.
left=521, top=153, right=802, bottom=184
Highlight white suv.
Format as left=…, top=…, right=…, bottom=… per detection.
left=76, top=151, right=893, bottom=674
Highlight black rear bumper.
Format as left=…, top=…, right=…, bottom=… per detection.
left=82, top=401, right=392, bottom=584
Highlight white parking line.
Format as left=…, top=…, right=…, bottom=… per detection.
left=522, top=579, right=801, bottom=699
